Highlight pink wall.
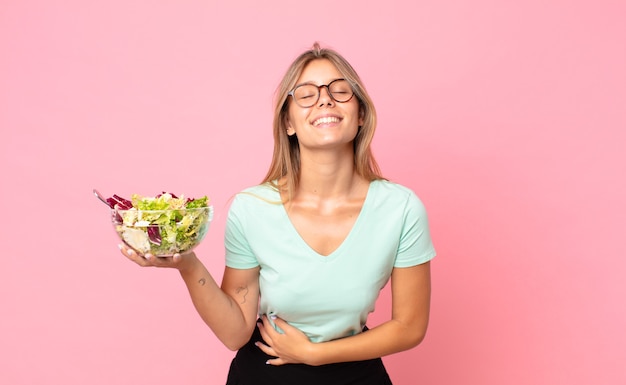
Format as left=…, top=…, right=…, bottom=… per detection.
left=1, top=1, right=624, bottom=384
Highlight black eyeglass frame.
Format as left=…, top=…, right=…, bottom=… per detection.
left=287, top=78, right=355, bottom=108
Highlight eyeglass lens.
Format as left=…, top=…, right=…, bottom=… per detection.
left=292, top=79, right=353, bottom=107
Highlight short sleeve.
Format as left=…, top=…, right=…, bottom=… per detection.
left=224, top=195, right=260, bottom=269
left=394, top=191, right=436, bottom=268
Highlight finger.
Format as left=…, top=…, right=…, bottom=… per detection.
left=265, top=315, right=299, bottom=338
left=144, top=253, right=176, bottom=268
left=270, top=316, right=292, bottom=331
left=262, top=314, right=278, bottom=329
left=257, top=321, right=273, bottom=345
left=254, top=343, right=286, bottom=366
left=265, top=357, right=287, bottom=366
left=261, top=316, right=282, bottom=340
left=119, top=244, right=150, bottom=266
left=254, top=341, right=275, bottom=356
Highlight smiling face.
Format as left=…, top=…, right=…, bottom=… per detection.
left=285, top=59, right=363, bottom=152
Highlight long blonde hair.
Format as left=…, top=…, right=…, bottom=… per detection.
left=262, top=42, right=383, bottom=199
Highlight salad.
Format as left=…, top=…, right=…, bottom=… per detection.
left=106, top=192, right=212, bottom=256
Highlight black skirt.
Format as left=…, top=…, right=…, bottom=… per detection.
left=226, top=323, right=393, bottom=385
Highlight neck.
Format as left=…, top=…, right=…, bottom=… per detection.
left=296, top=147, right=361, bottom=199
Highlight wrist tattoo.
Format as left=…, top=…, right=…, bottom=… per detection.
left=198, top=277, right=206, bottom=286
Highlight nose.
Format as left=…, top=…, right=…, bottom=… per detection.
left=318, top=85, right=334, bottom=106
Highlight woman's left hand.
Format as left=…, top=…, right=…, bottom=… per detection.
left=255, top=315, right=315, bottom=366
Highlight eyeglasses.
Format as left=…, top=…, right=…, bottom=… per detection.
left=288, top=78, right=355, bottom=108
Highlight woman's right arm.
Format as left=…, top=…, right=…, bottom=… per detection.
left=179, top=258, right=260, bottom=350
left=120, top=245, right=260, bottom=351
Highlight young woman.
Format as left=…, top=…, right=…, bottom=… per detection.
left=120, top=42, right=436, bottom=385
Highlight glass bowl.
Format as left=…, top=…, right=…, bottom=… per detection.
left=111, top=206, right=213, bottom=257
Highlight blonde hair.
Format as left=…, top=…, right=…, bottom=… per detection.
left=261, top=42, right=383, bottom=199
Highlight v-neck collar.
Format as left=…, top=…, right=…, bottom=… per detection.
left=278, top=180, right=377, bottom=260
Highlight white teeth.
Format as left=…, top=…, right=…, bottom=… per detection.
left=313, top=116, right=340, bottom=126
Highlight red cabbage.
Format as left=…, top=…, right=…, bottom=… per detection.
left=106, top=194, right=133, bottom=210
left=147, top=226, right=162, bottom=245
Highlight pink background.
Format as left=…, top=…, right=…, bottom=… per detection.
left=1, top=1, right=625, bottom=384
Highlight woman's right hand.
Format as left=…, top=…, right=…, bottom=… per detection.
left=118, top=243, right=200, bottom=272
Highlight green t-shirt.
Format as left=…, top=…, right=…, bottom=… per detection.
left=225, top=179, right=436, bottom=343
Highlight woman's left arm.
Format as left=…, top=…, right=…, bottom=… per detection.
left=257, top=261, right=432, bottom=366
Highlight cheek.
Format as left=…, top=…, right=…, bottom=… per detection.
left=285, top=106, right=305, bottom=134
left=288, top=107, right=310, bottom=128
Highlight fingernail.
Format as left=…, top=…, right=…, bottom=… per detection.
left=117, top=244, right=123, bottom=250
left=270, top=314, right=277, bottom=320
left=265, top=360, right=270, bottom=365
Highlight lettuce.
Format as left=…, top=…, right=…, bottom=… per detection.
left=109, top=192, right=211, bottom=255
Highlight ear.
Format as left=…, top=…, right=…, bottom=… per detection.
left=285, top=117, right=296, bottom=136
